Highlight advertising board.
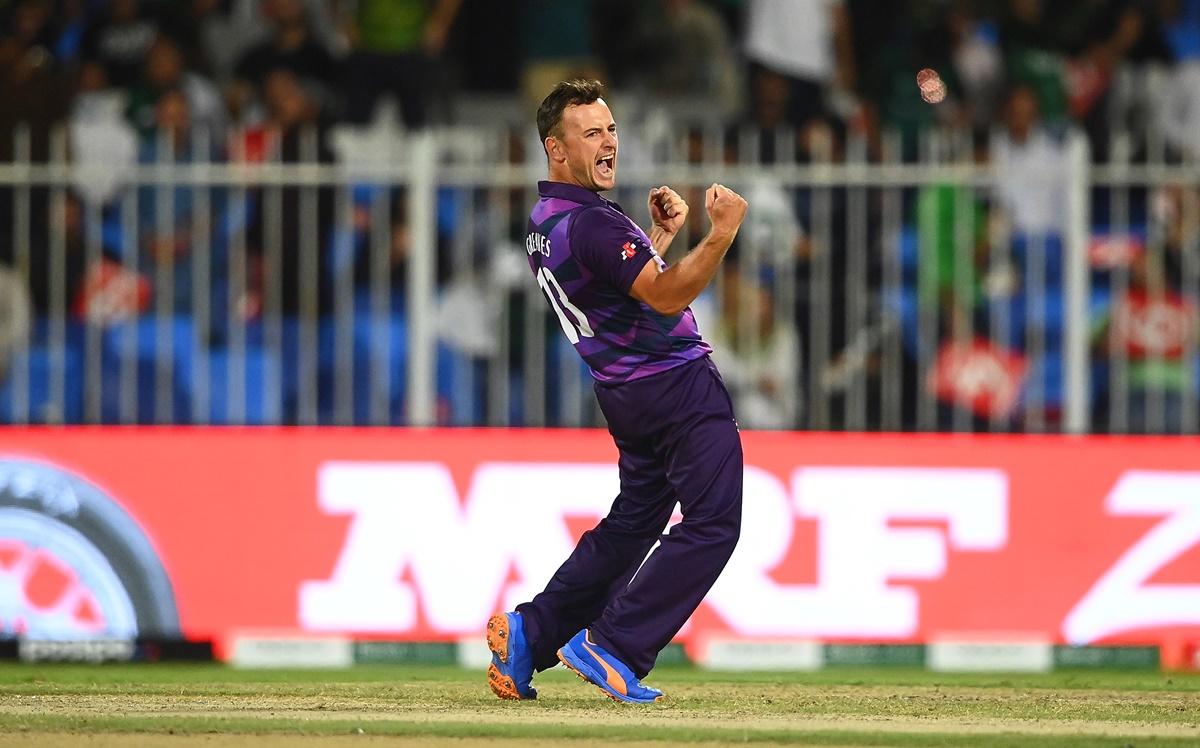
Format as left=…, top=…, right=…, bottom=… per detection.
left=1, top=428, right=1197, bottom=661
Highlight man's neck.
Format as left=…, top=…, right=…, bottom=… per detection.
left=546, top=168, right=601, bottom=193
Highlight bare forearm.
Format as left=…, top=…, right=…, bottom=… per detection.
left=631, top=183, right=747, bottom=314
left=648, top=225, right=678, bottom=257
left=646, top=230, right=735, bottom=314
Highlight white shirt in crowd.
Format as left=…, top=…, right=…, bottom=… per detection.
left=991, top=127, right=1071, bottom=237
left=744, top=0, right=841, bottom=83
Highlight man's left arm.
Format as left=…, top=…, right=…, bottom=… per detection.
left=647, top=186, right=688, bottom=257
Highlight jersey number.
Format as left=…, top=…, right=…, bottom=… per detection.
left=536, top=267, right=594, bottom=344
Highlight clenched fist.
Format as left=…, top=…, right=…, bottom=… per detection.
left=705, top=183, right=748, bottom=240
left=648, top=185, right=688, bottom=236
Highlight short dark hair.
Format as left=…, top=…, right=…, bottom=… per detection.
left=536, top=79, right=605, bottom=144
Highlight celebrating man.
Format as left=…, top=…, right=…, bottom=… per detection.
left=487, top=79, right=748, bottom=703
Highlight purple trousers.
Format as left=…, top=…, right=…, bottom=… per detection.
left=517, top=355, right=743, bottom=678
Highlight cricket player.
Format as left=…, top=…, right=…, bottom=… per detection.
left=486, top=79, right=748, bottom=704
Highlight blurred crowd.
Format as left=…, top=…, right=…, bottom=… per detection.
left=3, top=0, right=1198, bottom=151
left=1, top=0, right=1199, bottom=431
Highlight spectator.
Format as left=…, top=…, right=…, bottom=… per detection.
left=1155, top=0, right=1200, bottom=157
left=127, top=34, right=225, bottom=138
left=80, top=0, right=164, bottom=88
left=618, top=0, right=741, bottom=117
left=170, top=0, right=342, bottom=82
left=242, top=68, right=335, bottom=316
left=1160, top=0, right=1200, bottom=59
left=857, top=3, right=965, bottom=159
left=229, top=0, right=341, bottom=123
left=348, top=188, right=411, bottom=297
left=916, top=136, right=991, bottom=342
left=1093, top=245, right=1197, bottom=434
left=1001, top=0, right=1068, bottom=122
left=1059, top=0, right=1173, bottom=158
left=743, top=0, right=858, bottom=130
left=23, top=191, right=91, bottom=321
left=3, top=0, right=1200, bottom=432
left=520, top=0, right=604, bottom=111
left=3, top=0, right=58, bottom=60
left=990, top=84, right=1072, bottom=238
left=1159, top=183, right=1200, bottom=279
left=694, top=264, right=799, bottom=429
left=0, top=0, right=73, bottom=158
left=51, top=0, right=89, bottom=65
left=735, top=66, right=843, bottom=165
left=1059, top=0, right=1173, bottom=72
left=748, top=66, right=790, bottom=132
left=341, top=0, right=463, bottom=126
left=1158, top=65, right=1200, bottom=156
left=949, top=7, right=1005, bottom=130
left=136, top=88, right=225, bottom=314
left=995, top=0, right=1171, bottom=134
left=0, top=266, right=32, bottom=382
left=68, top=73, right=138, bottom=207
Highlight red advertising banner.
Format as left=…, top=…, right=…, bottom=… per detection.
left=1, top=428, right=1198, bottom=659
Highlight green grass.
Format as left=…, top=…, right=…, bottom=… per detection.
left=1, top=663, right=1198, bottom=746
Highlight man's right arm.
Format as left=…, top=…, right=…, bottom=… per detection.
left=629, top=184, right=748, bottom=316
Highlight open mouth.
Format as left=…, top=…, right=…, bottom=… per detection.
left=595, top=153, right=615, bottom=180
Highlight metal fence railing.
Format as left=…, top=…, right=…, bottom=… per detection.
left=0, top=120, right=1196, bottom=433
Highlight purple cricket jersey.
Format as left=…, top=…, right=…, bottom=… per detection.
left=526, top=181, right=712, bottom=384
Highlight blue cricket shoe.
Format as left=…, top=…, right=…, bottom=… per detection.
left=486, top=612, right=536, bottom=700
left=557, top=629, right=664, bottom=703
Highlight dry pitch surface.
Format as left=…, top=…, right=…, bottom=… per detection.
left=0, top=663, right=1197, bottom=747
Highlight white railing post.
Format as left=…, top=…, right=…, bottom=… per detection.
left=1064, top=131, right=1092, bottom=434
left=406, top=131, right=438, bottom=427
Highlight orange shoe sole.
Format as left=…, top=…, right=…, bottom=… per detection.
left=486, top=613, right=523, bottom=700
left=556, top=648, right=664, bottom=704
left=487, top=661, right=523, bottom=700
left=557, top=648, right=624, bottom=703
